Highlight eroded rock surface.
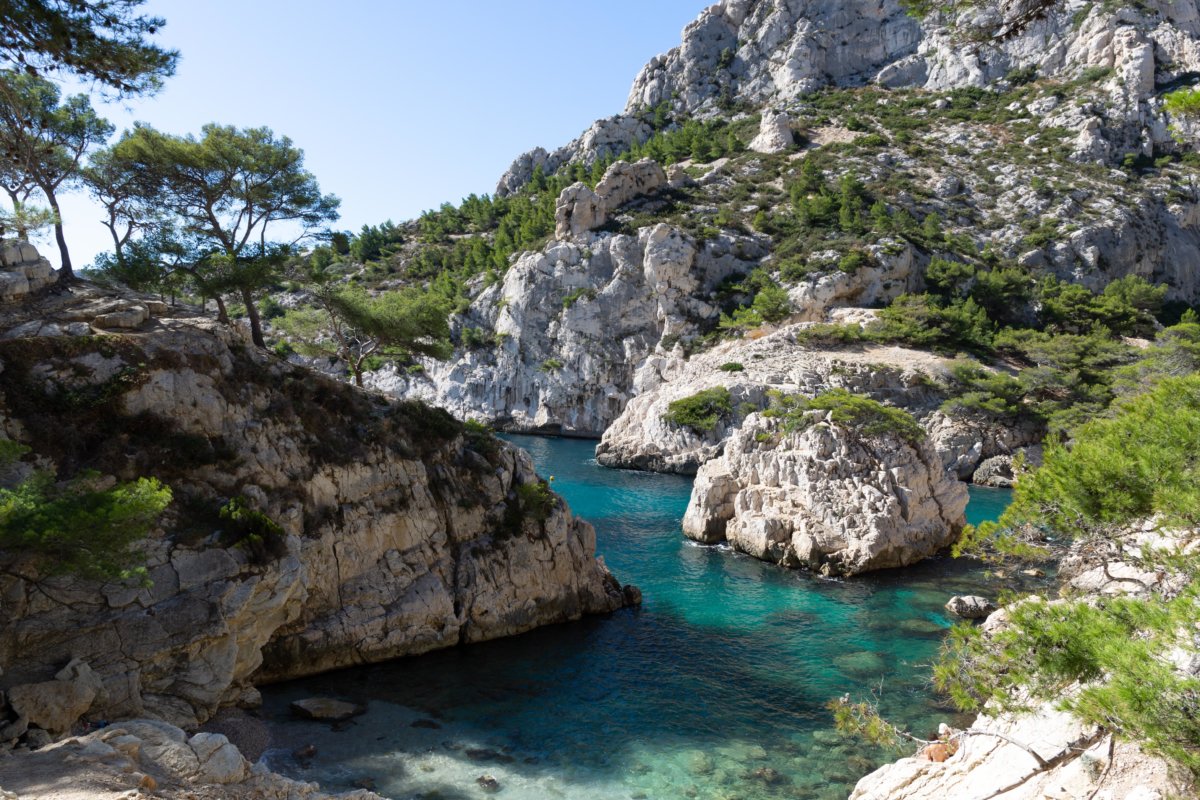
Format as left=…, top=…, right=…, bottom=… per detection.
left=0, top=257, right=631, bottom=732
left=370, top=226, right=765, bottom=436
left=0, top=717, right=381, bottom=800
left=682, top=411, right=967, bottom=575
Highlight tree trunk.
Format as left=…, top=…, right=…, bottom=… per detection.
left=214, top=295, right=229, bottom=324
left=241, top=286, right=266, bottom=348
left=45, top=192, right=72, bottom=280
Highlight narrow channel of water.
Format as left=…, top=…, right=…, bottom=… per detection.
left=259, top=435, right=1017, bottom=800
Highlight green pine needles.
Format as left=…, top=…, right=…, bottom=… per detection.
left=939, top=375, right=1200, bottom=774
left=0, top=439, right=171, bottom=581
left=764, top=389, right=925, bottom=445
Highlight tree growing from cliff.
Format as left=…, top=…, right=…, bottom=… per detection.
left=86, top=123, right=340, bottom=345
left=0, top=439, right=172, bottom=582
left=274, top=282, right=452, bottom=387
left=0, top=69, right=113, bottom=278
left=0, top=0, right=177, bottom=96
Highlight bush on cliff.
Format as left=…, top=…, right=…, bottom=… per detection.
left=0, top=439, right=172, bottom=581
left=765, top=389, right=925, bottom=445
left=663, top=387, right=733, bottom=433
left=938, top=375, right=1200, bottom=774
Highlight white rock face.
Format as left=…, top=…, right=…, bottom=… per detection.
left=748, top=110, right=795, bottom=153
left=626, top=0, right=922, bottom=114
left=554, top=159, right=668, bottom=239
left=682, top=411, right=968, bottom=575
left=596, top=325, right=949, bottom=475
left=372, top=226, right=765, bottom=436
left=0, top=239, right=56, bottom=302
left=925, top=411, right=1043, bottom=481
left=626, top=0, right=1200, bottom=125
left=786, top=239, right=923, bottom=320
left=0, top=717, right=383, bottom=799
left=496, top=116, right=654, bottom=197
left=850, top=703, right=1180, bottom=800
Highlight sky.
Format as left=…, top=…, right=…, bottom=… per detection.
left=44, top=0, right=703, bottom=268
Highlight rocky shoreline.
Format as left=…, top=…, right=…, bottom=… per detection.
left=0, top=247, right=635, bottom=767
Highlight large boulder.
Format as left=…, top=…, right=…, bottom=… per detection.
left=945, top=595, right=998, bottom=620
left=748, top=111, right=795, bottom=153
left=8, top=659, right=102, bottom=735
left=682, top=410, right=968, bottom=576
left=0, top=239, right=56, bottom=302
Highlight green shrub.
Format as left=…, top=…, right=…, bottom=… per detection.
left=793, top=323, right=867, bottom=347
left=0, top=446, right=172, bottom=582
left=752, top=283, right=791, bottom=323
left=515, top=480, right=556, bottom=522
left=872, top=294, right=994, bottom=354
left=940, top=360, right=1027, bottom=420
left=219, top=497, right=287, bottom=564
left=663, top=387, right=733, bottom=433
left=838, top=250, right=867, bottom=274
left=540, top=358, right=564, bottom=371
left=938, top=376, right=1200, bottom=774
left=718, top=362, right=745, bottom=372
left=562, top=287, right=596, bottom=308
left=765, top=388, right=925, bottom=445
left=1164, top=86, right=1200, bottom=118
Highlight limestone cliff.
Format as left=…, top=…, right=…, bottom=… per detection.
left=681, top=410, right=968, bottom=575
left=0, top=253, right=631, bottom=737
left=369, top=223, right=765, bottom=436
left=387, top=0, right=1200, bottom=461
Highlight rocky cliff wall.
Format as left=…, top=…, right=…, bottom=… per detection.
left=369, top=224, right=766, bottom=436
left=0, top=264, right=631, bottom=735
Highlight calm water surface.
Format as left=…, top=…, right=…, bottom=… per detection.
left=260, top=435, right=1016, bottom=800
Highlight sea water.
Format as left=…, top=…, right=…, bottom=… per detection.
left=259, top=435, right=1016, bottom=800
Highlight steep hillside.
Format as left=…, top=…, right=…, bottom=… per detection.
left=342, top=0, right=1200, bottom=466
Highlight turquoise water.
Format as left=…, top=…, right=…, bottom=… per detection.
left=259, top=436, right=1015, bottom=800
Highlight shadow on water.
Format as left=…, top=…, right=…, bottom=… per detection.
left=258, top=434, right=1012, bottom=800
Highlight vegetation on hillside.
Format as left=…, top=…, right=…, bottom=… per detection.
left=0, top=439, right=171, bottom=581
left=938, top=375, right=1200, bottom=774
left=834, top=375, right=1200, bottom=777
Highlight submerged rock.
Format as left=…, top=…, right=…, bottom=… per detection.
left=682, top=411, right=967, bottom=576
left=290, top=698, right=364, bottom=722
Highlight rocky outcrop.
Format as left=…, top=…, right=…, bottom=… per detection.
left=0, top=240, right=56, bottom=302
left=925, top=411, right=1043, bottom=481
left=496, top=116, right=653, bottom=197
left=554, top=158, right=668, bottom=238
left=785, top=239, right=923, bottom=320
left=370, top=225, right=765, bottom=436
left=0, top=260, right=631, bottom=731
left=0, top=717, right=382, bottom=799
left=748, top=110, right=795, bottom=153
left=681, top=411, right=968, bottom=575
left=626, top=0, right=1200, bottom=133
left=596, top=325, right=950, bottom=474
left=945, top=595, right=997, bottom=620
left=626, top=0, right=922, bottom=115
left=852, top=523, right=1196, bottom=800
left=850, top=700, right=1182, bottom=800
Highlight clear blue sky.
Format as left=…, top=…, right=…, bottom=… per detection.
left=51, top=0, right=702, bottom=268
